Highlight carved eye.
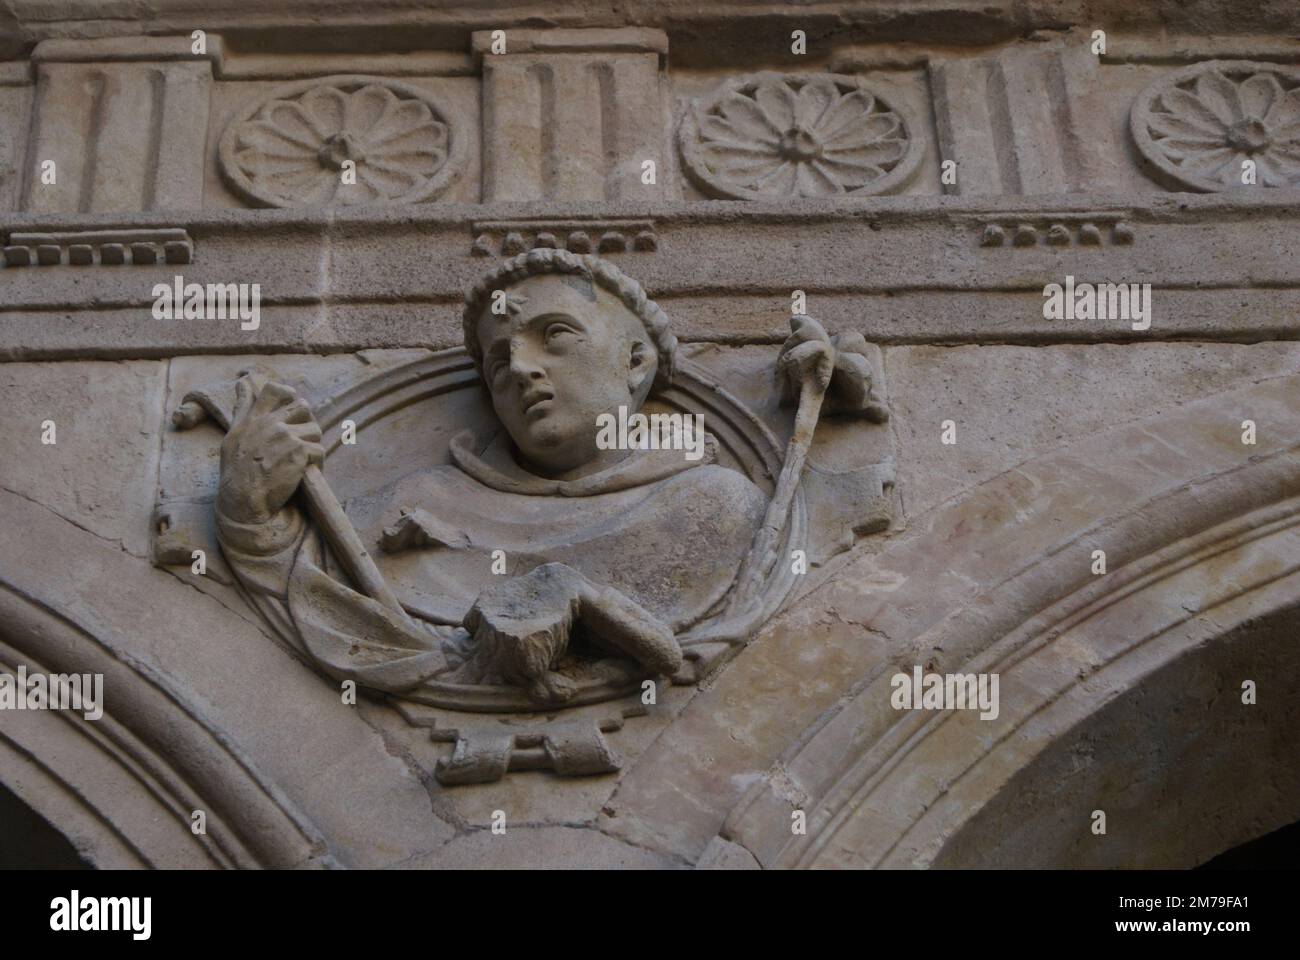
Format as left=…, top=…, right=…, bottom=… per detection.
left=545, top=322, right=578, bottom=344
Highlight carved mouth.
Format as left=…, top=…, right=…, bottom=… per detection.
left=522, top=389, right=554, bottom=417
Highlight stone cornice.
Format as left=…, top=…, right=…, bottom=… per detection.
left=2, top=188, right=1297, bottom=235
left=5, top=1, right=1296, bottom=64
left=2, top=191, right=1298, bottom=360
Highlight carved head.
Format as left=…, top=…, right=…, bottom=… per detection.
left=462, top=250, right=676, bottom=475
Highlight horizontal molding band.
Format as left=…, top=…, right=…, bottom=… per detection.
left=2, top=193, right=1297, bottom=359
left=3, top=191, right=1298, bottom=230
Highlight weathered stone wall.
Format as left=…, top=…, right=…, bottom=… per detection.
left=1, top=1, right=1297, bottom=869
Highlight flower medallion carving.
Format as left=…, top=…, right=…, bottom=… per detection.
left=678, top=72, right=921, bottom=200
left=218, top=76, right=465, bottom=208
left=1130, top=60, right=1300, bottom=192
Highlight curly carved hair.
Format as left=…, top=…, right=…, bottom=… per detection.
left=462, top=248, right=676, bottom=392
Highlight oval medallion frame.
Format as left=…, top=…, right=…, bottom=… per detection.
left=240, top=348, right=805, bottom=713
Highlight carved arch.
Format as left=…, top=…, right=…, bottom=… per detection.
left=0, top=561, right=327, bottom=869
left=763, top=495, right=1300, bottom=868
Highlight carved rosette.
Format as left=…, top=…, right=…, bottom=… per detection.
left=1130, top=60, right=1300, bottom=192
left=218, top=76, right=464, bottom=208
left=678, top=72, right=920, bottom=200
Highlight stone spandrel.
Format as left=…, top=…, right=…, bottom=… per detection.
left=157, top=250, right=896, bottom=787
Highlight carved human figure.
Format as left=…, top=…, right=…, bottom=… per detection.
left=215, top=249, right=874, bottom=703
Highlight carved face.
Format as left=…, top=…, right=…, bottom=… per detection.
left=475, top=273, right=656, bottom=475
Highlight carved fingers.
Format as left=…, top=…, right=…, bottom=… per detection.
left=777, top=317, right=888, bottom=421
left=219, top=378, right=325, bottom=524
left=779, top=315, right=835, bottom=399
left=824, top=331, right=889, bottom=421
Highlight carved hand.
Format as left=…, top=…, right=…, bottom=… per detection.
left=218, top=378, right=325, bottom=524
left=778, top=315, right=835, bottom=396
left=462, top=563, right=682, bottom=704
left=778, top=315, right=888, bottom=421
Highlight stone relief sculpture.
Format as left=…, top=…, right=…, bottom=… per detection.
left=218, top=76, right=465, bottom=207
left=678, top=72, right=920, bottom=199
left=1130, top=60, right=1300, bottom=191
left=163, top=250, right=895, bottom=781
left=7, top=2, right=1300, bottom=874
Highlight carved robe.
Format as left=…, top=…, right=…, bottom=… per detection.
left=217, top=429, right=767, bottom=691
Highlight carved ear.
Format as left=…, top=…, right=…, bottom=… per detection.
left=627, top=339, right=655, bottom=397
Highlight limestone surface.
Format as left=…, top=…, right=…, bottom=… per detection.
left=0, top=1, right=1297, bottom=871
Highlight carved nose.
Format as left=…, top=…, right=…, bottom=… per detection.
left=509, top=354, right=546, bottom=384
